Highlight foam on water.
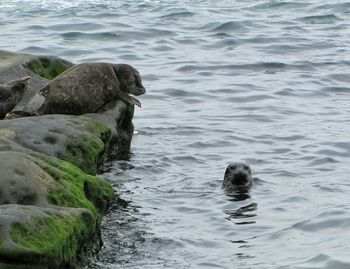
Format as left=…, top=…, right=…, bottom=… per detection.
left=1, top=0, right=350, bottom=268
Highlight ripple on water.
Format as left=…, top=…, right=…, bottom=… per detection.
left=61, top=31, right=121, bottom=40
left=211, top=21, right=248, bottom=33
left=49, top=22, right=105, bottom=31
left=298, top=14, right=342, bottom=24
left=160, top=11, right=196, bottom=20
left=292, top=254, right=350, bottom=269
left=293, top=209, right=350, bottom=232
left=246, top=1, right=312, bottom=11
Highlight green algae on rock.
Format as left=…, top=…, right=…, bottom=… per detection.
left=0, top=205, right=94, bottom=268
left=0, top=51, right=136, bottom=269
left=23, top=56, right=73, bottom=80
left=0, top=50, right=73, bottom=112
left=0, top=104, right=132, bottom=267
left=10, top=210, right=96, bottom=267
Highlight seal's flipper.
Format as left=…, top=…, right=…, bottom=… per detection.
left=11, top=76, right=31, bottom=84
left=7, top=76, right=31, bottom=86
left=118, top=91, right=142, bottom=108
left=128, top=95, right=141, bottom=108
left=4, top=110, right=38, bottom=119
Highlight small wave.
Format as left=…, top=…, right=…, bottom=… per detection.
left=293, top=253, right=350, bottom=269
left=307, top=156, right=339, bottom=167
left=322, top=87, right=350, bottom=93
left=311, top=2, right=350, bottom=13
left=247, top=1, right=311, bottom=11
left=225, top=94, right=276, bottom=103
left=316, top=148, right=348, bottom=158
left=160, top=11, right=195, bottom=19
left=25, top=25, right=48, bottom=30
left=176, top=62, right=288, bottom=74
left=118, top=53, right=144, bottom=60
left=328, top=73, right=350, bottom=83
left=18, top=46, right=54, bottom=54
left=299, top=14, right=342, bottom=24
left=143, top=27, right=176, bottom=37
left=293, top=210, right=350, bottom=232
left=151, top=44, right=175, bottom=52
left=274, top=135, right=305, bottom=142
left=212, top=21, right=247, bottom=33
left=164, top=88, right=192, bottom=97
left=61, top=31, right=120, bottom=40
left=49, top=22, right=104, bottom=31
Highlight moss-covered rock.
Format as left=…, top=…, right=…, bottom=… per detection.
left=0, top=101, right=133, bottom=268
left=0, top=50, right=73, bottom=111
left=0, top=205, right=94, bottom=268
left=0, top=51, right=136, bottom=269
left=23, top=56, right=72, bottom=80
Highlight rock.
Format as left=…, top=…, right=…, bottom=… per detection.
left=0, top=50, right=73, bottom=111
left=0, top=51, right=136, bottom=268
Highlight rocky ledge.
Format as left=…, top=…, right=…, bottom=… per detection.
left=0, top=51, right=135, bottom=268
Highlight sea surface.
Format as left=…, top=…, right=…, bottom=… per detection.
left=1, top=1, right=350, bottom=268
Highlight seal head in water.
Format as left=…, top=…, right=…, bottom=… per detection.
left=6, top=62, right=145, bottom=118
left=0, top=76, right=31, bottom=119
left=222, top=162, right=253, bottom=189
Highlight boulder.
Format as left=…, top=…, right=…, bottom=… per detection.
left=0, top=50, right=73, bottom=111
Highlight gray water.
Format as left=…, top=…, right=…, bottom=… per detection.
left=1, top=1, right=350, bottom=268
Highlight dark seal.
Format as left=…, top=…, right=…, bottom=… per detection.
left=0, top=76, right=31, bottom=119
left=6, top=63, right=145, bottom=118
left=222, top=162, right=253, bottom=189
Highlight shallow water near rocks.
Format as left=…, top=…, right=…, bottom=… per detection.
left=1, top=1, right=350, bottom=268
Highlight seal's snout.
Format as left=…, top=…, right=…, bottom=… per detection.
left=132, top=72, right=146, bottom=96
left=229, top=171, right=248, bottom=185
left=134, top=85, right=146, bottom=96
left=223, top=162, right=253, bottom=189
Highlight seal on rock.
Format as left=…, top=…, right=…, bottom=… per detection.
left=222, top=162, right=253, bottom=189
left=6, top=62, right=145, bottom=118
left=0, top=76, right=31, bottom=119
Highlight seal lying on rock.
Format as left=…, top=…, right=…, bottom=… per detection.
left=0, top=76, right=31, bottom=119
left=6, top=63, right=145, bottom=118
left=222, top=162, right=253, bottom=189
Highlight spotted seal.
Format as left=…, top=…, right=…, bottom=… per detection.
left=222, top=162, right=253, bottom=189
left=0, top=76, right=31, bottom=119
left=6, top=62, right=145, bottom=118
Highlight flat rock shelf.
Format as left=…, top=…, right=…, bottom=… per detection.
left=0, top=50, right=135, bottom=269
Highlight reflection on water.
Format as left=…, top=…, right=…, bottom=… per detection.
left=224, top=188, right=252, bottom=202
left=224, top=202, right=257, bottom=225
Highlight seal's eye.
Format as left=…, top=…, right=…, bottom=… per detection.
left=243, top=165, right=249, bottom=170
left=126, top=79, right=135, bottom=86
left=229, top=165, right=237, bottom=170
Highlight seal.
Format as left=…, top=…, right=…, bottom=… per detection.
left=6, top=63, right=145, bottom=118
left=0, top=76, right=31, bottom=119
left=222, top=162, right=253, bottom=189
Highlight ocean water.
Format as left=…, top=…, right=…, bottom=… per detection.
left=1, top=1, right=350, bottom=268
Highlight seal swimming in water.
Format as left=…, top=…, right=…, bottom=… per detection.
left=222, top=162, right=253, bottom=189
left=0, top=76, right=31, bottom=119
left=6, top=62, right=145, bottom=118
